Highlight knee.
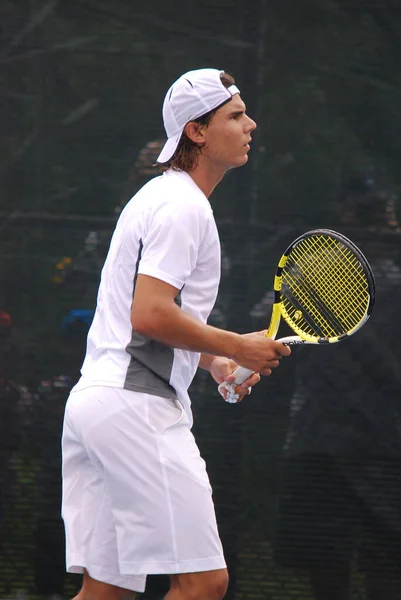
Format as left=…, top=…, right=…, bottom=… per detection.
left=207, top=570, right=229, bottom=600
left=215, top=570, right=229, bottom=599
left=172, top=569, right=229, bottom=600
left=74, top=569, right=136, bottom=600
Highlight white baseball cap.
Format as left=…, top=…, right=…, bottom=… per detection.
left=156, top=68, right=240, bottom=164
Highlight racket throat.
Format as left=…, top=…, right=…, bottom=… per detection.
left=265, top=303, right=281, bottom=339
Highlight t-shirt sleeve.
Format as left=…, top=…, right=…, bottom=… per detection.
left=137, top=201, right=209, bottom=289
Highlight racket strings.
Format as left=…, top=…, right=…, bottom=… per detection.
left=284, top=260, right=367, bottom=333
left=286, top=244, right=368, bottom=333
left=283, top=277, right=346, bottom=337
left=298, top=238, right=368, bottom=309
left=282, top=284, right=341, bottom=337
left=302, top=241, right=368, bottom=309
left=292, top=237, right=368, bottom=302
left=284, top=261, right=346, bottom=330
left=282, top=280, right=359, bottom=338
left=283, top=271, right=347, bottom=336
left=291, top=243, right=367, bottom=325
left=281, top=235, right=370, bottom=338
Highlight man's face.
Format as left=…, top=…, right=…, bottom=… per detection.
left=200, top=94, right=257, bottom=170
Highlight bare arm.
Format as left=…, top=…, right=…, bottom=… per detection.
left=131, top=275, right=290, bottom=375
left=198, top=353, right=219, bottom=371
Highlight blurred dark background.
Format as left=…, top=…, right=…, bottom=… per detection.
left=1, top=1, right=401, bottom=599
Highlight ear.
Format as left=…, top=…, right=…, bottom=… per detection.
left=184, top=121, right=206, bottom=146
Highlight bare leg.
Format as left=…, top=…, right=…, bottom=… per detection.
left=72, top=569, right=136, bottom=600
left=165, top=569, right=229, bottom=600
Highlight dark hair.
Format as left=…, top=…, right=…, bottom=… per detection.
left=159, top=72, right=236, bottom=172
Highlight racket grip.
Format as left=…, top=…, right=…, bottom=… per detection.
left=218, top=366, right=254, bottom=403
left=230, top=366, right=254, bottom=384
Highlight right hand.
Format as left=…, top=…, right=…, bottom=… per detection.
left=232, top=330, right=291, bottom=376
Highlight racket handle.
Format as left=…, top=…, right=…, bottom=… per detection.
left=218, top=366, right=254, bottom=403
left=229, top=366, right=253, bottom=384
left=277, top=335, right=305, bottom=345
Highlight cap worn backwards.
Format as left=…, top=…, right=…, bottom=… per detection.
left=157, top=68, right=240, bottom=164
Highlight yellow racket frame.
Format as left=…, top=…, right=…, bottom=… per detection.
left=219, top=229, right=375, bottom=400
left=265, top=229, right=375, bottom=344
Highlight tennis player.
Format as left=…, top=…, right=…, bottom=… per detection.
left=62, top=68, right=291, bottom=600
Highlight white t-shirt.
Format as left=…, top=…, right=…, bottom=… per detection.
left=72, top=169, right=221, bottom=424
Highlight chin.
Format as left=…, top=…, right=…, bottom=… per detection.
left=237, top=154, right=249, bottom=166
left=225, top=154, right=249, bottom=171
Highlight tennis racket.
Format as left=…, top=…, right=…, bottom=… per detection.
left=219, top=228, right=375, bottom=403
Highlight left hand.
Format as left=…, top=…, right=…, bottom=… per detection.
left=209, top=357, right=261, bottom=402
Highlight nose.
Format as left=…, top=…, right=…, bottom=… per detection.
left=246, top=115, right=257, bottom=132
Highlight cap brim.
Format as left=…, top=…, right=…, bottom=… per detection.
left=156, top=132, right=182, bottom=164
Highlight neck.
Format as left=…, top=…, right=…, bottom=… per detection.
left=186, top=156, right=228, bottom=198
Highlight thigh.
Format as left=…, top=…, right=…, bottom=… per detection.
left=68, top=387, right=226, bottom=575
left=62, top=389, right=147, bottom=593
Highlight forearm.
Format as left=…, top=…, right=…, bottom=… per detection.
left=198, top=353, right=219, bottom=371
left=132, top=301, right=241, bottom=360
left=131, top=274, right=291, bottom=375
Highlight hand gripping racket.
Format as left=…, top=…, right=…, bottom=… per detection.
left=219, top=228, right=375, bottom=403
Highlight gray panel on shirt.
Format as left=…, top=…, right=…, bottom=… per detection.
left=124, top=291, right=182, bottom=399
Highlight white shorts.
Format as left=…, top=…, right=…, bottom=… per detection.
left=61, top=386, right=226, bottom=593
